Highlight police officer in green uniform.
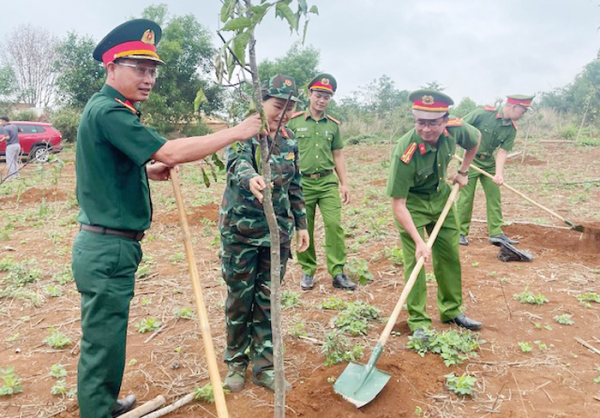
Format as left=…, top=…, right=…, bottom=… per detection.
left=386, top=90, right=482, bottom=339
left=287, top=73, right=356, bottom=291
left=219, top=74, right=309, bottom=392
left=73, top=19, right=261, bottom=418
left=457, top=95, right=534, bottom=246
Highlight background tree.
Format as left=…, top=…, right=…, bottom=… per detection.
left=1, top=24, right=58, bottom=108
left=453, top=97, right=478, bottom=117
left=142, top=6, right=224, bottom=136
left=54, top=32, right=105, bottom=109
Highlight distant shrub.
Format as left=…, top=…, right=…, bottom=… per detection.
left=51, top=107, right=81, bottom=143
left=12, top=109, right=37, bottom=121
left=558, top=123, right=577, bottom=140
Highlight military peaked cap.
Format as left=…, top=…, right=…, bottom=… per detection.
left=94, top=19, right=164, bottom=66
left=308, top=73, right=337, bottom=93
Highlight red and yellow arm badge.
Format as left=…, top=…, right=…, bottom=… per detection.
left=446, top=117, right=463, bottom=127
left=400, top=142, right=417, bottom=164
left=115, top=98, right=137, bottom=114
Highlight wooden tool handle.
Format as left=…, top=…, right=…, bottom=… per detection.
left=118, top=395, right=166, bottom=418
left=453, top=154, right=568, bottom=223
left=170, top=168, right=229, bottom=418
left=379, top=183, right=461, bottom=346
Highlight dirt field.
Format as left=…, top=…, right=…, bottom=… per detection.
left=1, top=138, right=599, bottom=418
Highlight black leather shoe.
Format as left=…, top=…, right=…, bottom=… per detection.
left=459, top=234, right=468, bottom=246
left=332, top=273, right=357, bottom=290
left=111, top=395, right=137, bottom=417
left=443, top=314, right=482, bottom=331
left=300, top=273, right=314, bottom=290
left=489, top=234, right=519, bottom=245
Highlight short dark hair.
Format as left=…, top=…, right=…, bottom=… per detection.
left=0, top=116, right=9, bottom=122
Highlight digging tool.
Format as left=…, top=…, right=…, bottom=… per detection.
left=170, top=168, right=229, bottom=418
left=334, top=183, right=461, bottom=408
left=453, top=154, right=585, bottom=232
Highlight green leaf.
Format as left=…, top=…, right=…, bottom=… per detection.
left=275, top=2, right=298, bottom=31
left=309, top=5, right=319, bottom=14
left=220, top=0, right=237, bottom=23
left=222, top=17, right=252, bottom=32
left=211, top=153, right=225, bottom=171
left=226, top=52, right=235, bottom=81
left=232, top=31, right=249, bottom=67
left=298, top=0, right=308, bottom=13
left=194, top=88, right=207, bottom=112
left=210, top=165, right=218, bottom=182
left=302, top=19, right=309, bottom=44
left=201, top=167, right=210, bottom=188
left=250, top=4, right=270, bottom=26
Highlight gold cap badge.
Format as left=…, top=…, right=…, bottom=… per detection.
left=142, top=29, right=155, bottom=45
left=284, top=79, right=292, bottom=86
left=322, top=78, right=330, bottom=85
left=422, top=95, right=434, bottom=105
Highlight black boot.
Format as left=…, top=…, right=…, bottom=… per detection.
left=111, top=395, right=137, bottom=417
left=459, top=234, right=469, bottom=246
left=443, top=314, right=482, bottom=331
left=300, top=273, right=314, bottom=290
left=332, top=273, right=357, bottom=290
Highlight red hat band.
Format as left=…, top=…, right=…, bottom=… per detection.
left=507, top=97, right=532, bottom=107
left=102, top=40, right=159, bottom=66
left=310, top=80, right=334, bottom=93
left=412, top=99, right=449, bottom=112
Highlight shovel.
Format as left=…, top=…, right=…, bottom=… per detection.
left=170, top=168, right=229, bottom=418
left=453, top=155, right=585, bottom=232
left=334, top=183, right=461, bottom=408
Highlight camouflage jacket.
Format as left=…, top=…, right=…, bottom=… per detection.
left=218, top=128, right=307, bottom=246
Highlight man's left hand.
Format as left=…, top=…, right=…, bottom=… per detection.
left=452, top=173, right=469, bottom=188
left=296, top=229, right=310, bottom=253
left=340, top=185, right=351, bottom=204
left=147, top=161, right=176, bottom=181
left=493, top=173, right=504, bottom=185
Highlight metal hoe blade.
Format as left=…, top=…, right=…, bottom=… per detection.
left=333, top=343, right=390, bottom=408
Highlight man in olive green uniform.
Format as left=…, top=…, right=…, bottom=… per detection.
left=387, top=90, right=482, bottom=338
left=457, top=95, right=534, bottom=246
left=287, top=73, right=356, bottom=291
left=73, top=19, right=261, bottom=418
left=219, top=74, right=309, bottom=392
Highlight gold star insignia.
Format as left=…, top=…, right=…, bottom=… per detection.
left=422, top=95, right=434, bottom=105
left=284, top=79, right=292, bottom=86
left=142, top=30, right=155, bottom=45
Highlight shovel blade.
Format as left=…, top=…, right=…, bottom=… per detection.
left=333, top=361, right=391, bottom=408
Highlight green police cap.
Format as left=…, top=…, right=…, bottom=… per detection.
left=506, top=94, right=535, bottom=108
left=308, top=73, right=337, bottom=93
left=94, top=19, right=164, bottom=66
left=261, top=74, right=300, bottom=102
left=409, top=89, right=454, bottom=120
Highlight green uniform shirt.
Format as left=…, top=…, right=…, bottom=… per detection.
left=463, top=107, right=516, bottom=162
left=386, top=123, right=480, bottom=199
left=218, top=128, right=307, bottom=246
left=76, top=84, right=167, bottom=231
left=287, top=110, right=343, bottom=174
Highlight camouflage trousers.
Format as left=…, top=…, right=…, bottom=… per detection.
left=221, top=241, right=291, bottom=375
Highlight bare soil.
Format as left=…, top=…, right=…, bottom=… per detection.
left=1, top=140, right=599, bottom=418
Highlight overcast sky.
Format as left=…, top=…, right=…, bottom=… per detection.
left=1, top=0, right=599, bottom=105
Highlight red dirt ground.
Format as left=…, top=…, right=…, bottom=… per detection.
left=1, top=141, right=599, bottom=418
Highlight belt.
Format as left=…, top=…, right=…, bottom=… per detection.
left=302, top=169, right=333, bottom=179
left=80, top=224, right=145, bottom=241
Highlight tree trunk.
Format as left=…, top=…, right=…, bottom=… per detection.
left=243, top=1, right=286, bottom=416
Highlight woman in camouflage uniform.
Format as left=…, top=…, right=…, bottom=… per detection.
left=218, top=74, right=309, bottom=392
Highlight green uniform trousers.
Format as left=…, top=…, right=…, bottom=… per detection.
left=72, top=230, right=142, bottom=418
left=221, top=242, right=290, bottom=375
left=457, top=161, right=504, bottom=237
left=297, top=173, right=346, bottom=277
left=399, top=188, right=463, bottom=331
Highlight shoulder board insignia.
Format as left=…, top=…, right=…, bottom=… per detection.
left=443, top=128, right=450, bottom=136
left=400, top=142, right=417, bottom=164
left=114, top=98, right=137, bottom=114
left=418, top=143, right=427, bottom=155
left=280, top=127, right=290, bottom=139
left=512, top=120, right=519, bottom=130
left=291, top=110, right=304, bottom=118
left=326, top=115, right=341, bottom=125
left=446, top=117, right=463, bottom=127
left=484, top=106, right=497, bottom=111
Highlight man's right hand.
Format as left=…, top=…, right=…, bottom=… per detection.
left=249, top=175, right=267, bottom=203
left=415, top=240, right=431, bottom=262
left=235, top=113, right=263, bottom=141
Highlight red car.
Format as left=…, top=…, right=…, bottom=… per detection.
left=0, top=121, right=63, bottom=162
